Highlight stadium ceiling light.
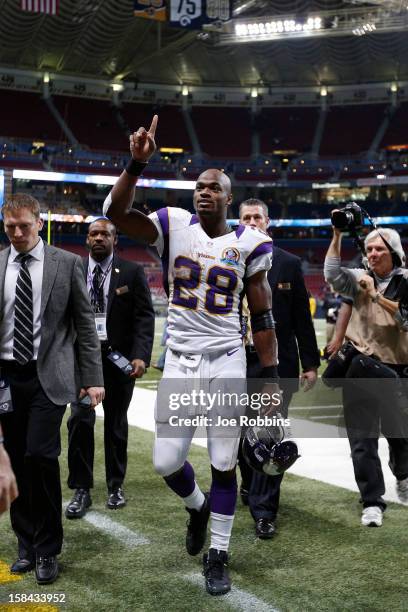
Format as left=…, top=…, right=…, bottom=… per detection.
left=320, top=86, right=328, bottom=97
left=391, top=82, right=398, bottom=92
left=111, top=82, right=124, bottom=92
left=182, top=85, right=189, bottom=96
left=43, top=72, right=50, bottom=84
left=234, top=16, right=322, bottom=40
left=251, top=87, right=258, bottom=98
left=352, top=22, right=376, bottom=35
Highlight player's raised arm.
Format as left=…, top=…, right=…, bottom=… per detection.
left=103, top=115, right=159, bottom=244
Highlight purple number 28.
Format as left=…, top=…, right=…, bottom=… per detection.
left=172, top=256, right=238, bottom=314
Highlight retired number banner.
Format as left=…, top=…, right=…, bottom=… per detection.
left=169, top=0, right=231, bottom=29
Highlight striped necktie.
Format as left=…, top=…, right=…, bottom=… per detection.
left=91, top=264, right=105, bottom=313
left=13, top=253, right=34, bottom=365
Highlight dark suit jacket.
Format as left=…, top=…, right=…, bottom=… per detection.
left=83, top=254, right=154, bottom=366
left=0, top=242, right=103, bottom=405
left=269, top=246, right=320, bottom=385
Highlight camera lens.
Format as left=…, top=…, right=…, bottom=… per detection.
left=331, top=210, right=353, bottom=229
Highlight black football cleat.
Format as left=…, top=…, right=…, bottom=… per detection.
left=185, top=492, right=210, bottom=556
left=203, top=548, right=231, bottom=596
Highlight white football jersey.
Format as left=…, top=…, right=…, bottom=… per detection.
left=149, top=208, right=272, bottom=354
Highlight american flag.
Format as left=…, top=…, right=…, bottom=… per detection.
left=20, top=0, right=59, bottom=15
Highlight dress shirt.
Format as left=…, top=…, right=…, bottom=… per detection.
left=0, top=239, right=44, bottom=360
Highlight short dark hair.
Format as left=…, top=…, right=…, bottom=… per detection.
left=239, top=198, right=269, bottom=218
left=88, top=217, right=117, bottom=236
left=2, top=193, right=41, bottom=219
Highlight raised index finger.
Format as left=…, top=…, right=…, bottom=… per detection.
left=148, top=114, right=158, bottom=137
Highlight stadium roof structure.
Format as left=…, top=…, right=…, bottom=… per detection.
left=0, top=0, right=408, bottom=90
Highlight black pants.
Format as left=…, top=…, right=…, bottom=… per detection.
left=343, top=356, right=408, bottom=510
left=0, top=361, right=66, bottom=558
left=237, top=349, right=294, bottom=521
left=67, top=362, right=134, bottom=492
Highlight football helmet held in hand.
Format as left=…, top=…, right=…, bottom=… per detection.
left=242, top=423, right=299, bottom=476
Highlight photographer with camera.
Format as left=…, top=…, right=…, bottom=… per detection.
left=324, top=204, right=408, bottom=526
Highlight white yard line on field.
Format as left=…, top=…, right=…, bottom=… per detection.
left=185, top=573, right=280, bottom=612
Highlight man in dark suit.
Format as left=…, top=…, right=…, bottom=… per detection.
left=238, top=198, right=320, bottom=538
left=66, top=217, right=154, bottom=517
left=0, top=193, right=104, bottom=584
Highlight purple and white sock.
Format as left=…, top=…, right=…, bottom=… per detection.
left=163, top=461, right=203, bottom=508
left=209, top=473, right=237, bottom=551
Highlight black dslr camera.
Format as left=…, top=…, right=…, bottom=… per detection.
left=322, top=341, right=360, bottom=388
left=331, top=202, right=364, bottom=232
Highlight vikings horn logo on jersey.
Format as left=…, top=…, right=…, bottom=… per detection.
left=221, top=247, right=240, bottom=267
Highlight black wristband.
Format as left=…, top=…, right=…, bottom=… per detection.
left=251, top=309, right=275, bottom=333
left=261, top=366, right=279, bottom=382
left=126, top=159, right=148, bottom=176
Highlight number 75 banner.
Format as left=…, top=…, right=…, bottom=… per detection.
left=169, top=0, right=231, bottom=29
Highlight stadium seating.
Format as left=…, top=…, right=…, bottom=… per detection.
left=191, top=107, right=252, bottom=157
left=259, top=107, right=319, bottom=154
left=320, top=104, right=386, bottom=155
left=381, top=102, right=408, bottom=148
left=53, top=96, right=127, bottom=151
left=0, top=90, right=61, bottom=141
left=121, top=103, right=191, bottom=151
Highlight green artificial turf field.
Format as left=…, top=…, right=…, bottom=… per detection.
left=1, top=319, right=407, bottom=611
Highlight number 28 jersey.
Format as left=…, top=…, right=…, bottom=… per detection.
left=149, top=208, right=273, bottom=354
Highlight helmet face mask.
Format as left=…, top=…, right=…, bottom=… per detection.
left=243, top=425, right=300, bottom=476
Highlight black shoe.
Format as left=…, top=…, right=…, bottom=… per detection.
left=35, top=556, right=59, bottom=585
left=10, top=558, right=35, bottom=574
left=240, top=487, right=249, bottom=506
left=203, top=548, right=231, bottom=596
left=65, top=488, right=92, bottom=519
left=107, top=487, right=126, bottom=509
left=255, top=518, right=276, bottom=539
left=185, top=492, right=210, bottom=556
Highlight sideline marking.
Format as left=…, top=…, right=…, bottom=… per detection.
left=83, top=511, right=150, bottom=547
left=0, top=605, right=58, bottom=611
left=185, top=573, right=280, bottom=612
left=0, top=560, right=22, bottom=585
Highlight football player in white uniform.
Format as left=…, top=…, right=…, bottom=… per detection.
left=103, top=116, right=279, bottom=596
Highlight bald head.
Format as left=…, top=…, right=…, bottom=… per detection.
left=197, top=169, right=232, bottom=195
left=193, top=168, right=232, bottom=219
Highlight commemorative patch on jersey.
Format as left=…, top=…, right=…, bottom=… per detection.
left=221, top=247, right=240, bottom=267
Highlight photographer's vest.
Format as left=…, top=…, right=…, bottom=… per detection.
left=346, top=279, right=408, bottom=365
